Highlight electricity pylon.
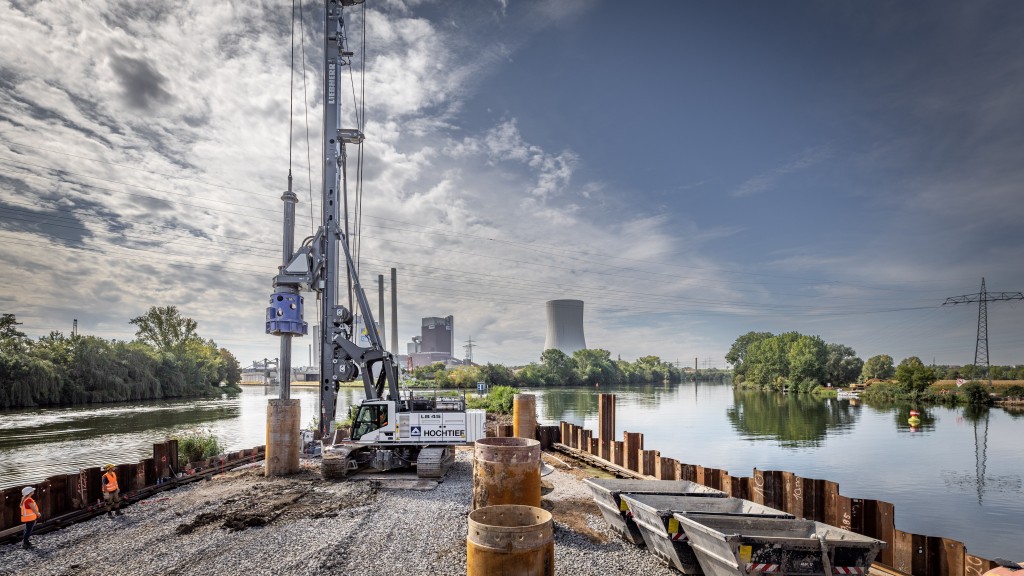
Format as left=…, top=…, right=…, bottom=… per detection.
left=943, top=278, right=1023, bottom=385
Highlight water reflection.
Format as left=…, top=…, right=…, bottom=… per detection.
left=0, top=399, right=240, bottom=450
left=536, top=383, right=677, bottom=423
left=861, top=400, right=937, bottom=432
left=726, top=390, right=859, bottom=447
left=0, top=386, right=356, bottom=490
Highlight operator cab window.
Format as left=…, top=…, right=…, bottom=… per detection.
left=352, top=404, right=388, bottom=439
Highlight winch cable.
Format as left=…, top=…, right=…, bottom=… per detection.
left=296, top=0, right=321, bottom=327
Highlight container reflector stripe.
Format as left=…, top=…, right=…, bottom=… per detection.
left=834, top=568, right=866, bottom=575
left=747, top=563, right=780, bottom=573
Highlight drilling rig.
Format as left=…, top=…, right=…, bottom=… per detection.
left=265, top=0, right=484, bottom=479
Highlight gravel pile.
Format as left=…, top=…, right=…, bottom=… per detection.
left=1, top=449, right=677, bottom=576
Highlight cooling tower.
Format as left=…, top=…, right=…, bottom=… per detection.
left=544, top=299, right=586, bottom=355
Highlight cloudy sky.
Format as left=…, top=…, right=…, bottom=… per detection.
left=2, top=0, right=1023, bottom=369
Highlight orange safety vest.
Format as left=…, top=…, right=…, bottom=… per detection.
left=20, top=496, right=37, bottom=522
left=103, top=471, right=119, bottom=493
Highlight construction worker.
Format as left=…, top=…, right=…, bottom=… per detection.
left=101, top=464, right=123, bottom=516
left=20, top=486, right=40, bottom=549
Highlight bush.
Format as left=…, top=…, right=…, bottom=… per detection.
left=485, top=385, right=519, bottom=414
left=960, top=382, right=992, bottom=406
left=1005, top=385, right=1024, bottom=398
left=175, top=429, right=222, bottom=468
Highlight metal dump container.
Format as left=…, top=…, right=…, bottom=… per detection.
left=583, top=478, right=725, bottom=545
left=674, top=515, right=886, bottom=576
left=621, top=494, right=793, bottom=574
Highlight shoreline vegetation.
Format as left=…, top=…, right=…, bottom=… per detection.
left=0, top=308, right=242, bottom=410
left=727, top=330, right=1024, bottom=407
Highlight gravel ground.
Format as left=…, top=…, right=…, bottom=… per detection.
left=1, top=449, right=676, bottom=576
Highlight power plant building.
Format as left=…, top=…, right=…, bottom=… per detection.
left=420, top=315, right=454, bottom=355
left=544, top=299, right=586, bottom=355
left=408, top=315, right=455, bottom=369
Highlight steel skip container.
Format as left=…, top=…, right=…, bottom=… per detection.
left=621, top=494, right=793, bottom=574
left=467, top=504, right=554, bottom=576
left=583, top=478, right=725, bottom=545
left=674, top=514, right=886, bottom=576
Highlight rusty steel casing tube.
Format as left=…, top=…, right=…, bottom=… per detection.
left=472, top=437, right=541, bottom=510
left=467, top=505, right=554, bottom=576
left=265, top=399, right=301, bottom=475
left=512, top=394, right=537, bottom=440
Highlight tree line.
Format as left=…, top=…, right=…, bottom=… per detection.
left=410, top=348, right=731, bottom=388
left=727, top=330, right=1023, bottom=396
left=0, top=308, right=242, bottom=409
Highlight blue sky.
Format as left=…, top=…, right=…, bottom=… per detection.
left=1, top=0, right=1022, bottom=369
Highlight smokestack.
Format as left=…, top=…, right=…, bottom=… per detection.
left=390, top=268, right=398, bottom=355
left=378, top=274, right=386, bottom=349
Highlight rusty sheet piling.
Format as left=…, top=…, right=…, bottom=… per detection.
left=1, top=441, right=265, bottom=544
left=552, top=406, right=1004, bottom=576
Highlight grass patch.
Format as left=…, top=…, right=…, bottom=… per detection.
left=174, top=428, right=222, bottom=468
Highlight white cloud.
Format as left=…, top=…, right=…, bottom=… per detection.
left=730, top=146, right=831, bottom=198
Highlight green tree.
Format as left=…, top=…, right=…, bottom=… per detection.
left=862, top=354, right=895, bottom=380
left=540, top=349, right=578, bottom=386
left=746, top=336, right=790, bottom=390
left=726, top=332, right=773, bottom=377
left=824, top=344, right=863, bottom=386
left=895, top=356, right=937, bottom=395
left=479, top=363, right=515, bottom=387
left=0, top=313, right=30, bottom=353
left=33, top=331, right=77, bottom=367
left=218, top=347, right=242, bottom=386
left=447, top=365, right=482, bottom=388
left=573, top=348, right=620, bottom=386
left=129, top=306, right=200, bottom=352
left=412, top=362, right=447, bottom=381
left=788, top=335, right=827, bottom=385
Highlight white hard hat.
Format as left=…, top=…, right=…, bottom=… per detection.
left=22, top=486, right=34, bottom=496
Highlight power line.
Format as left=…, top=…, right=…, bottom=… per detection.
left=942, top=277, right=1024, bottom=385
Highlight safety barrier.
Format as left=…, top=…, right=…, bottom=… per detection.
left=1, top=441, right=266, bottom=544
left=550, top=394, right=1001, bottom=576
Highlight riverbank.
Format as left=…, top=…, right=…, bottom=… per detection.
left=1, top=449, right=674, bottom=576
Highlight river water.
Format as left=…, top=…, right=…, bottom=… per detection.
left=1, top=382, right=1020, bottom=559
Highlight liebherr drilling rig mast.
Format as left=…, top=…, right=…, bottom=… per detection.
left=266, top=0, right=484, bottom=479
